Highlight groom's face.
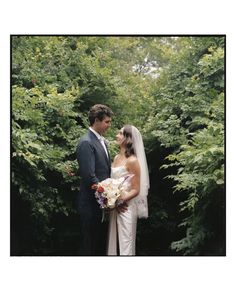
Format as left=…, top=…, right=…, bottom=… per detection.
left=95, top=116, right=112, bottom=135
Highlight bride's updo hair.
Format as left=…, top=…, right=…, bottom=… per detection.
left=123, top=125, right=135, bottom=158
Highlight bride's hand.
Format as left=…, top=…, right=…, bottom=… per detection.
left=115, top=198, right=128, bottom=213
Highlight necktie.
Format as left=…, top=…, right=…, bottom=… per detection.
left=99, top=136, right=109, bottom=158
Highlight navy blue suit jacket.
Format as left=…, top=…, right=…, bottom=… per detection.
left=76, top=130, right=111, bottom=220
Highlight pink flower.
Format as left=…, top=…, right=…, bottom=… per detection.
left=97, top=186, right=104, bottom=193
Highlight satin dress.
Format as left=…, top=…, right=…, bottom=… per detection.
left=107, top=166, right=138, bottom=255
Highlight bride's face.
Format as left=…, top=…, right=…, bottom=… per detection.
left=116, top=128, right=125, bottom=146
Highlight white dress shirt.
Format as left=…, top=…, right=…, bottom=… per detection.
left=89, top=127, right=109, bottom=158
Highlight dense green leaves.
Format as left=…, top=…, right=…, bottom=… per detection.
left=11, top=36, right=225, bottom=255
left=145, top=36, right=225, bottom=255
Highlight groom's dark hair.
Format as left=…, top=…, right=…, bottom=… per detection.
left=88, top=104, right=113, bottom=125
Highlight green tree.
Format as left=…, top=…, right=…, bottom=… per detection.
left=11, top=35, right=225, bottom=255
left=11, top=36, right=154, bottom=254
left=145, top=36, right=225, bottom=255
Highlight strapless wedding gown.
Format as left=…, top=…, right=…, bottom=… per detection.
left=107, top=166, right=138, bottom=255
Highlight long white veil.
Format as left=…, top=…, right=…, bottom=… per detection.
left=131, top=126, right=150, bottom=218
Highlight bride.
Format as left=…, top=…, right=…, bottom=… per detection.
left=107, top=125, right=149, bottom=255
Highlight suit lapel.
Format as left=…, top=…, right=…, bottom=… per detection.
left=89, top=130, right=110, bottom=166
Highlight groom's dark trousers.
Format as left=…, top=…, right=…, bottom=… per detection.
left=76, top=130, right=111, bottom=255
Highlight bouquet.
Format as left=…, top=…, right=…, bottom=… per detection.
left=92, top=176, right=130, bottom=209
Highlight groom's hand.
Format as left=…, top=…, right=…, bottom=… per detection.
left=116, top=201, right=128, bottom=213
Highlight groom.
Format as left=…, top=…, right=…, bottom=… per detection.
left=76, top=104, right=113, bottom=255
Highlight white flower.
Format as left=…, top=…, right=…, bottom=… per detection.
left=93, top=177, right=127, bottom=209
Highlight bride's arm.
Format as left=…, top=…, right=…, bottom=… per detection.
left=120, top=158, right=140, bottom=202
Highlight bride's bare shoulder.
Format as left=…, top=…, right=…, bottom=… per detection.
left=126, top=156, right=140, bottom=176
left=126, top=155, right=139, bottom=167
left=112, top=154, right=119, bottom=166
left=113, top=154, right=119, bottom=161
